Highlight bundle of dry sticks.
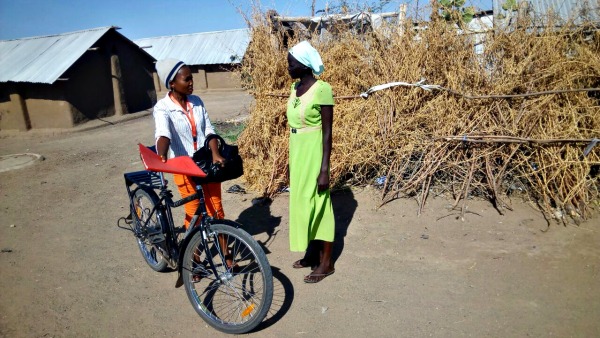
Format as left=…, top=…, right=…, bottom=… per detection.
left=237, top=14, right=600, bottom=222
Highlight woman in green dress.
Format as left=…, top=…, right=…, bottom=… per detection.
left=286, top=41, right=336, bottom=283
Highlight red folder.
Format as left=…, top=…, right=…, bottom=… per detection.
left=138, top=144, right=206, bottom=177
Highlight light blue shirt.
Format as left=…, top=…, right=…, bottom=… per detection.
left=153, top=93, right=215, bottom=158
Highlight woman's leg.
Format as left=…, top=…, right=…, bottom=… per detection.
left=173, top=174, right=200, bottom=229
left=174, top=175, right=204, bottom=281
left=319, top=241, right=334, bottom=271
left=293, top=240, right=321, bottom=268
left=201, top=182, right=235, bottom=268
left=201, top=182, right=224, bottom=219
left=304, top=240, right=335, bottom=283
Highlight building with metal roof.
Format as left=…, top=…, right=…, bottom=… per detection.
left=0, top=27, right=156, bottom=130
left=134, top=28, right=251, bottom=91
left=493, top=0, right=600, bottom=29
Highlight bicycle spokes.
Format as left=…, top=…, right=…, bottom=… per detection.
left=182, top=224, right=273, bottom=333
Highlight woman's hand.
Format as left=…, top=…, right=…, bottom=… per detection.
left=208, top=137, right=226, bottom=167
left=318, top=105, right=333, bottom=193
left=317, top=170, right=329, bottom=193
left=212, top=153, right=226, bottom=167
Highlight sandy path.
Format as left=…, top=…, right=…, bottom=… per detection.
left=0, top=111, right=599, bottom=337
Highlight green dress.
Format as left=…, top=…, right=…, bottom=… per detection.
left=287, top=80, right=335, bottom=252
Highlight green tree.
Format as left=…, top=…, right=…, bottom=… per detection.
left=437, top=0, right=476, bottom=27
left=501, top=0, right=519, bottom=11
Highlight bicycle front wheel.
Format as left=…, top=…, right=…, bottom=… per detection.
left=182, top=223, right=273, bottom=334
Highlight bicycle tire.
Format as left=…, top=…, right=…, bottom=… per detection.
left=132, top=188, right=169, bottom=272
left=182, top=223, right=273, bottom=334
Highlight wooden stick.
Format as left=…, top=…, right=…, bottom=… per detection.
left=435, top=136, right=597, bottom=144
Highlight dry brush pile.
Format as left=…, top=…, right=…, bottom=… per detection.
left=237, top=14, right=600, bottom=223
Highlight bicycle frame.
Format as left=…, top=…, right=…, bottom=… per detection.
left=120, top=145, right=274, bottom=333
left=123, top=169, right=235, bottom=279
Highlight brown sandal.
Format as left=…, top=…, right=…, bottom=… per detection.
left=292, top=259, right=317, bottom=269
left=304, top=269, right=335, bottom=283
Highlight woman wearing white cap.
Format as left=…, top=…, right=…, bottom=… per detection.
left=287, top=41, right=336, bottom=283
left=153, top=59, right=226, bottom=232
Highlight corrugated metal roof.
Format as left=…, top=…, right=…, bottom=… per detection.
left=134, top=28, right=251, bottom=65
left=0, top=27, right=114, bottom=84
left=493, top=0, right=600, bottom=27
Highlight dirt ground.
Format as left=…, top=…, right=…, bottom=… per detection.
left=1, top=92, right=599, bottom=337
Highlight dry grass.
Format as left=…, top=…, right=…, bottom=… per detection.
left=237, top=11, right=600, bottom=223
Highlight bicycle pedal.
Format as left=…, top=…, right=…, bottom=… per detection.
left=145, top=226, right=162, bottom=235
left=192, top=264, right=211, bottom=279
left=145, top=227, right=165, bottom=243
left=149, top=233, right=165, bottom=244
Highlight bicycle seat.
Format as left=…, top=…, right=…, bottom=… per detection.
left=138, top=144, right=207, bottom=177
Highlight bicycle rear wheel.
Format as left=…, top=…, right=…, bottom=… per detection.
left=182, top=223, right=273, bottom=334
left=132, top=188, right=169, bottom=272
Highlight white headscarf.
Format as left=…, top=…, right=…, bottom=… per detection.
left=289, top=41, right=325, bottom=76
left=156, top=58, right=186, bottom=90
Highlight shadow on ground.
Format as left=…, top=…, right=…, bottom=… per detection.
left=332, top=187, right=358, bottom=263
left=236, top=197, right=281, bottom=255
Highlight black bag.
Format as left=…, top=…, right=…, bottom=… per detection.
left=192, top=134, right=243, bottom=183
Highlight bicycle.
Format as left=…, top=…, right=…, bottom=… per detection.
left=118, top=144, right=273, bottom=334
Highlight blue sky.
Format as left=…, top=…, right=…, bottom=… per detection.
left=0, top=0, right=493, bottom=40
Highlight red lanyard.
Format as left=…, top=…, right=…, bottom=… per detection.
left=170, top=94, right=197, bottom=150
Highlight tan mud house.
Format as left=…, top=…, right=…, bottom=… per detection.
left=134, top=28, right=251, bottom=92
left=0, top=26, right=156, bottom=131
